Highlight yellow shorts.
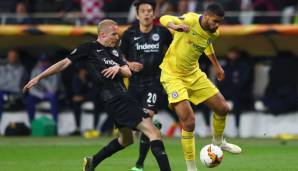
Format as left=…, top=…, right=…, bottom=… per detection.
left=160, top=70, right=219, bottom=105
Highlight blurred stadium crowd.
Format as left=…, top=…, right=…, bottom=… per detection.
left=1, top=0, right=298, bottom=25
left=0, top=0, right=298, bottom=136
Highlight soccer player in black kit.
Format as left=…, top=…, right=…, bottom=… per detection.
left=23, top=19, right=171, bottom=171
left=120, top=1, right=172, bottom=171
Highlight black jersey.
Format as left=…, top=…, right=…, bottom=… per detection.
left=120, top=24, right=172, bottom=86
left=67, top=41, right=127, bottom=102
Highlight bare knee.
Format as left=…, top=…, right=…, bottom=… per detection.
left=216, top=102, right=230, bottom=116
left=118, top=128, right=134, bottom=147
left=173, top=100, right=196, bottom=131
left=180, top=114, right=195, bottom=131
left=136, top=117, right=163, bottom=141
left=145, top=127, right=161, bottom=141
left=119, top=135, right=134, bottom=147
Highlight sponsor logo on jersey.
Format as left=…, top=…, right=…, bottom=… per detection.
left=112, top=49, right=119, bottom=57
left=172, top=91, right=178, bottom=99
left=187, top=40, right=206, bottom=52
left=102, top=58, right=118, bottom=66
left=135, top=43, right=160, bottom=52
left=70, top=48, right=77, bottom=55
left=133, top=36, right=142, bottom=41
left=152, top=34, right=160, bottom=41
left=191, top=30, right=206, bottom=39
left=97, top=49, right=104, bottom=53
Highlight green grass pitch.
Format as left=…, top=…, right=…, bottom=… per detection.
left=0, top=137, right=297, bottom=171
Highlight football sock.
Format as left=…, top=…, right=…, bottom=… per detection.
left=185, top=160, right=197, bottom=171
left=212, top=113, right=227, bottom=145
left=135, top=133, right=150, bottom=168
left=150, top=140, right=171, bottom=171
left=92, top=138, right=124, bottom=168
left=181, top=129, right=197, bottom=171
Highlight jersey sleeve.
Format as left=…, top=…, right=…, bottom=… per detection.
left=67, top=43, right=90, bottom=62
left=160, top=12, right=197, bottom=28
left=204, top=43, right=215, bottom=56
left=120, top=29, right=130, bottom=58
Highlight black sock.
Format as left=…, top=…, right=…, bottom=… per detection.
left=136, top=133, right=150, bottom=168
left=150, top=140, right=171, bottom=171
left=92, top=138, right=124, bottom=168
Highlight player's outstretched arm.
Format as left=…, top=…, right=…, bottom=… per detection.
left=160, top=15, right=189, bottom=32
left=23, top=58, right=72, bottom=93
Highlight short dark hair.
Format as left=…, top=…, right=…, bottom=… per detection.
left=134, top=0, right=156, bottom=13
left=205, top=3, right=225, bottom=17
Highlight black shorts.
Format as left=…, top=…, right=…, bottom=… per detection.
left=105, top=94, right=150, bottom=130
left=128, top=84, right=166, bottom=113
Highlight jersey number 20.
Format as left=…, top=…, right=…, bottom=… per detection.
left=147, top=92, right=157, bottom=104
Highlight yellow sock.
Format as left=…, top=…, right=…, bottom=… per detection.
left=181, top=129, right=195, bottom=161
left=212, top=113, right=227, bottom=144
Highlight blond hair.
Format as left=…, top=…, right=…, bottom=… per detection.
left=97, top=19, right=118, bottom=34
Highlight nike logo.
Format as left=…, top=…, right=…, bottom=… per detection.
left=97, top=49, right=104, bottom=53
left=133, top=36, right=142, bottom=41
left=148, top=104, right=155, bottom=107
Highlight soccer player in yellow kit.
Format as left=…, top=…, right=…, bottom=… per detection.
left=159, top=3, right=241, bottom=171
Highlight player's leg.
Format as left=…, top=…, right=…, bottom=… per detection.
left=128, top=87, right=149, bottom=171
left=137, top=117, right=171, bottom=171
left=186, top=72, right=241, bottom=154
left=172, top=100, right=197, bottom=171
left=204, top=93, right=229, bottom=143
left=160, top=71, right=196, bottom=171
left=203, top=92, right=242, bottom=154
left=131, top=133, right=150, bottom=171
left=83, top=127, right=134, bottom=171
left=132, top=88, right=162, bottom=171
left=132, top=121, right=161, bottom=171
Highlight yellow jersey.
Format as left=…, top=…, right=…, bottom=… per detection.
left=159, top=12, right=219, bottom=76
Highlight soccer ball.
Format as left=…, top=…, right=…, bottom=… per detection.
left=200, top=144, right=223, bottom=168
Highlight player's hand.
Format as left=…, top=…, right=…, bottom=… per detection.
left=101, top=65, right=120, bottom=79
left=215, top=65, right=225, bottom=81
left=22, top=76, right=40, bottom=93
left=128, top=61, right=143, bottom=72
left=170, top=24, right=189, bottom=32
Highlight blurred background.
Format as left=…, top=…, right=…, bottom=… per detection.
left=0, top=0, right=298, bottom=139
